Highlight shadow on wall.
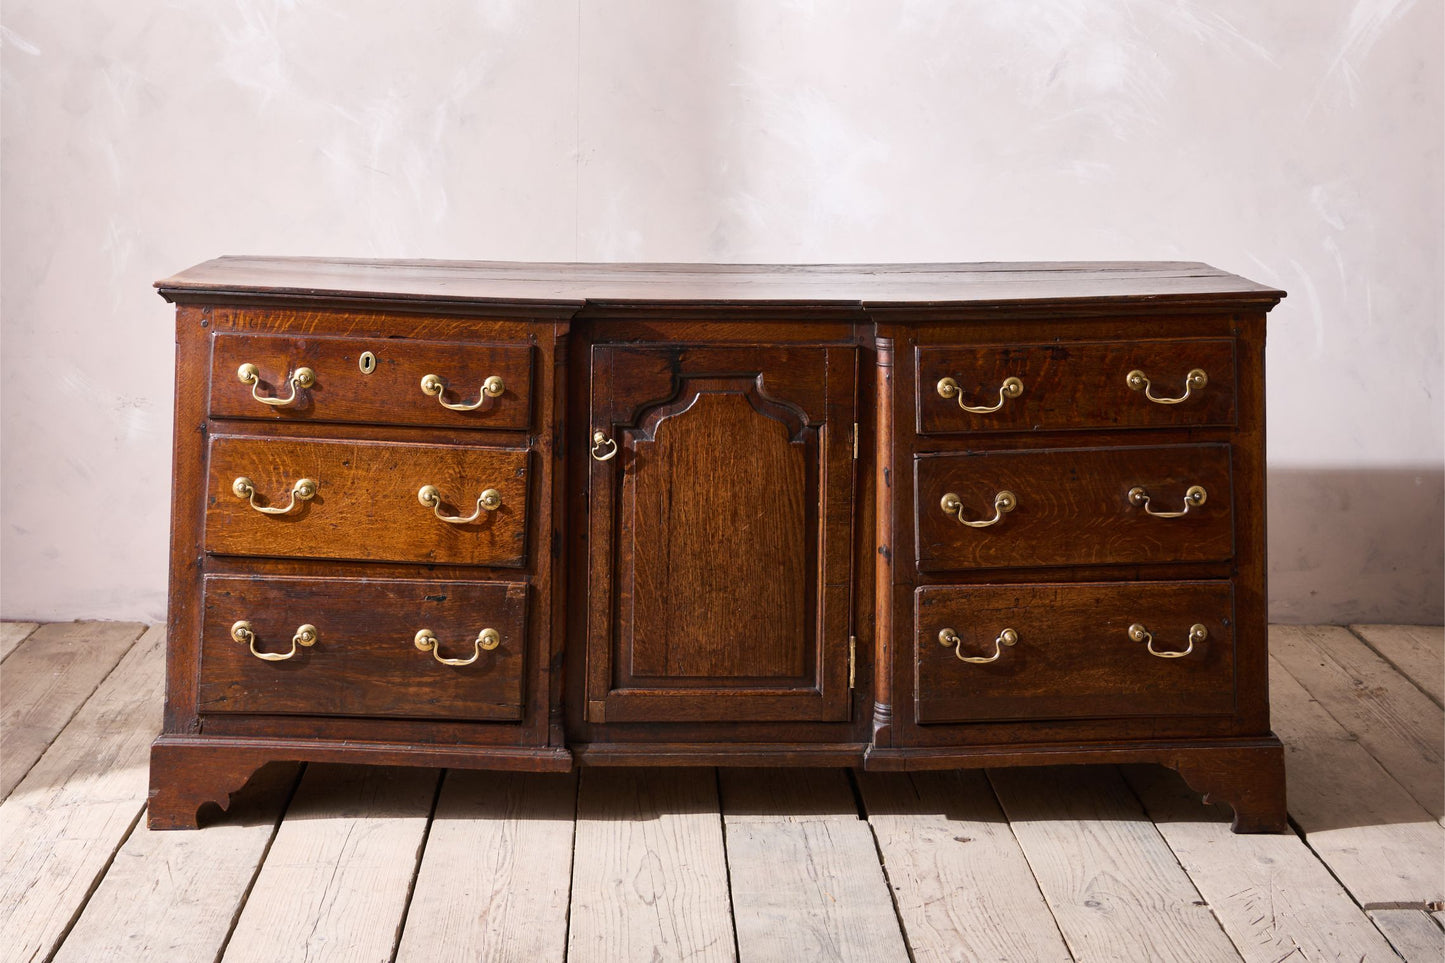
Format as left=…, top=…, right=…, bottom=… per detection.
left=1269, top=467, right=1444, bottom=625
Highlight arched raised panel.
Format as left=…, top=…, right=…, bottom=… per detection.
left=586, top=345, right=857, bottom=724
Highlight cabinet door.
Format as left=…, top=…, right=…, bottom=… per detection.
left=586, top=344, right=857, bottom=723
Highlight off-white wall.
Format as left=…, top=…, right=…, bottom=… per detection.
left=2, top=0, right=1441, bottom=623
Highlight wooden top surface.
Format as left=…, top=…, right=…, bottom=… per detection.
left=156, top=257, right=1285, bottom=309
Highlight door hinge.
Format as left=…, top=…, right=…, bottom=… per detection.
left=848, top=635, right=857, bottom=689
left=852, top=422, right=859, bottom=459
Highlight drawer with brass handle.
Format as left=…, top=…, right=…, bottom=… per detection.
left=204, top=435, right=529, bottom=566
left=914, top=443, right=1233, bottom=571
left=915, top=338, right=1236, bottom=434
left=914, top=580, right=1236, bottom=724
left=198, top=575, right=527, bottom=720
left=208, top=332, right=534, bottom=429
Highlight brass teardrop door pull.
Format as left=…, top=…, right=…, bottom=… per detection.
left=1128, top=484, right=1207, bottom=518
left=414, top=628, right=500, bottom=666
left=420, top=374, right=505, bottom=411
left=590, top=430, right=619, bottom=461
left=1130, top=622, right=1207, bottom=659
left=1126, top=368, right=1207, bottom=405
left=940, top=490, right=1016, bottom=528
left=237, top=363, right=314, bottom=407
left=939, top=627, right=1018, bottom=663
left=232, top=477, right=317, bottom=515
left=232, top=621, right=317, bottom=661
left=418, top=485, right=501, bottom=524
left=936, top=376, right=1023, bottom=413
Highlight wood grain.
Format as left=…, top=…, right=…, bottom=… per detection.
left=857, top=769, right=1071, bottom=963
left=198, top=575, right=528, bottom=720
left=220, top=763, right=439, bottom=963
left=568, top=768, right=733, bottom=962
left=0, top=620, right=146, bottom=798
left=396, top=770, right=577, bottom=963
left=53, top=763, right=299, bottom=963
left=917, top=338, right=1237, bottom=433
left=1124, top=764, right=1401, bottom=963
left=0, top=626, right=164, bottom=963
left=1272, top=625, right=1443, bottom=820
left=915, top=444, right=1234, bottom=571
left=720, top=768, right=910, bottom=963
left=988, top=766, right=1243, bottom=963
left=0, top=621, right=38, bottom=661
left=1351, top=624, right=1444, bottom=707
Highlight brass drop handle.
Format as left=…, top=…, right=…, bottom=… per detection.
left=418, top=485, right=501, bottom=524
left=1130, top=622, right=1207, bottom=659
left=414, top=627, right=500, bottom=666
left=939, top=627, right=1018, bottom=663
left=937, top=376, right=1023, bottom=413
left=232, top=476, right=318, bottom=515
left=1128, top=484, right=1207, bottom=518
left=232, top=620, right=317, bottom=661
left=420, top=373, right=505, bottom=411
left=1127, top=368, right=1207, bottom=405
left=237, top=363, right=314, bottom=407
left=590, top=430, right=619, bottom=462
left=940, top=490, right=1016, bottom=528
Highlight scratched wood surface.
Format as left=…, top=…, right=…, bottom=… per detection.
left=2, top=620, right=1441, bottom=962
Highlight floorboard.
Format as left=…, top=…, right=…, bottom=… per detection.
left=857, top=769, right=1071, bottom=963
left=0, top=625, right=165, bottom=963
left=0, top=621, right=39, bottom=661
left=568, top=767, right=734, bottom=963
left=0, top=620, right=146, bottom=799
left=1351, top=624, right=1444, bottom=707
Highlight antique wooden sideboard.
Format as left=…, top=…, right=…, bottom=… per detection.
left=149, top=258, right=1287, bottom=831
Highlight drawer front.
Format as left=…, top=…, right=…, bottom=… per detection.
left=205, top=436, right=529, bottom=566
left=198, top=576, right=527, bottom=720
left=210, top=332, right=534, bottom=430
left=915, top=581, right=1236, bottom=724
left=915, top=444, right=1232, bottom=571
left=917, top=339, right=1236, bottom=434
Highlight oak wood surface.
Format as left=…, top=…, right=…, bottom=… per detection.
left=197, top=576, right=528, bottom=720
left=0, top=621, right=38, bottom=662
left=915, top=581, right=1236, bottom=723
left=916, top=337, right=1237, bottom=434
left=0, top=620, right=146, bottom=798
left=204, top=434, right=530, bottom=566
left=1351, top=624, right=1445, bottom=707
left=209, top=331, right=535, bottom=430
left=915, top=444, right=1234, bottom=571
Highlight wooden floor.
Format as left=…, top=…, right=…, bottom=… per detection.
left=1, top=622, right=1441, bottom=963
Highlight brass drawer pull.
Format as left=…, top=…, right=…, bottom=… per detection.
left=420, top=373, right=505, bottom=411
left=1126, top=367, right=1207, bottom=405
left=418, top=485, right=501, bottom=524
left=237, top=363, right=314, bottom=407
left=937, top=376, right=1023, bottom=413
left=590, top=430, right=619, bottom=462
left=940, top=490, right=1016, bottom=528
left=232, top=620, right=317, bottom=661
left=414, top=627, right=500, bottom=666
left=939, top=627, right=1018, bottom=663
left=1130, top=622, right=1207, bottom=659
left=1128, top=484, right=1207, bottom=518
left=232, top=476, right=318, bottom=515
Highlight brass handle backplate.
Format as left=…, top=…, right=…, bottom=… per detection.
left=237, top=363, right=314, bottom=407
left=940, top=490, right=1016, bottom=528
left=936, top=376, right=1023, bottom=414
left=939, top=627, right=1018, bottom=663
left=590, top=430, right=619, bottom=462
left=418, top=485, right=501, bottom=524
left=232, top=476, right=317, bottom=515
left=232, top=620, right=317, bottom=661
left=1126, top=368, right=1207, bottom=405
left=414, top=627, right=501, bottom=666
left=1129, top=622, right=1207, bottom=659
left=420, top=374, right=504, bottom=411
left=1128, top=484, right=1207, bottom=518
